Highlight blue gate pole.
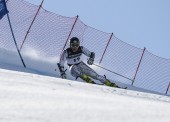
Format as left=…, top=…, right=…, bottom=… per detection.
left=6, top=13, right=26, bottom=68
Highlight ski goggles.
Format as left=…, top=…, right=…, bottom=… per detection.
left=70, top=43, right=79, bottom=48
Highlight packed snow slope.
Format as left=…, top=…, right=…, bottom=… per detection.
left=0, top=67, right=170, bottom=122
left=0, top=47, right=170, bottom=122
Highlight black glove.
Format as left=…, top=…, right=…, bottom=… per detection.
left=87, top=52, right=95, bottom=65
left=57, top=63, right=67, bottom=79
left=87, top=58, right=94, bottom=65
left=60, top=71, right=66, bottom=79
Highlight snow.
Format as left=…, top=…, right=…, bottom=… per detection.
left=0, top=49, right=170, bottom=122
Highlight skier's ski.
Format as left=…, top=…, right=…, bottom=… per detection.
left=116, top=86, right=128, bottom=89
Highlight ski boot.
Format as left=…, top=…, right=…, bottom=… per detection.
left=104, top=79, right=120, bottom=87
left=80, top=74, right=95, bottom=84
left=103, top=75, right=120, bottom=88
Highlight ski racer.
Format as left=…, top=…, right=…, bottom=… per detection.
left=58, top=37, right=119, bottom=87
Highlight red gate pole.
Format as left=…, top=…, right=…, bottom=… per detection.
left=165, top=82, right=170, bottom=95
left=132, top=47, right=146, bottom=85
left=61, top=15, right=79, bottom=53
left=99, top=33, right=113, bottom=64
left=20, top=0, right=44, bottom=51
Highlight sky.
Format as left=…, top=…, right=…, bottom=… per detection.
left=0, top=56, right=170, bottom=122
left=25, top=0, right=170, bottom=59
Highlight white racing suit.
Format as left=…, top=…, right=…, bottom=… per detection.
left=59, top=46, right=106, bottom=83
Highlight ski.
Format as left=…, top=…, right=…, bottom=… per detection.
left=117, top=86, right=128, bottom=89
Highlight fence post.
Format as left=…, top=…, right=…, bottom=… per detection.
left=99, top=33, right=113, bottom=64
left=165, top=82, right=170, bottom=95
left=132, top=47, right=146, bottom=85
left=20, top=0, right=44, bottom=51
left=61, top=15, right=79, bottom=53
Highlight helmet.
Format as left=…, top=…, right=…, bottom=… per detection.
left=70, top=37, right=80, bottom=48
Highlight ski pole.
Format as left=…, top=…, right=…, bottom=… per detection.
left=93, top=64, right=133, bottom=82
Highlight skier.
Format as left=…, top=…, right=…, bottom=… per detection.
left=58, top=37, right=119, bottom=87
